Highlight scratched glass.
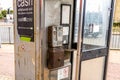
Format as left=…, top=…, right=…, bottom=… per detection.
left=82, top=0, right=112, bottom=51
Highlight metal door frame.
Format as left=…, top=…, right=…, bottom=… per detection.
left=71, top=0, right=84, bottom=80
left=71, top=0, right=116, bottom=80
left=104, top=0, right=116, bottom=80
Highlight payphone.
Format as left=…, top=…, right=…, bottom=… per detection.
left=48, top=26, right=63, bottom=47
left=47, top=26, right=64, bottom=69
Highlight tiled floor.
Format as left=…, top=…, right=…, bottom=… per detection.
left=0, top=44, right=120, bottom=80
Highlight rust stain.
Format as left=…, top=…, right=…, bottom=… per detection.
left=32, top=58, right=35, bottom=65
left=18, top=44, right=26, bottom=52
left=24, top=58, right=26, bottom=66
left=18, top=60, right=20, bottom=68
left=16, top=52, right=22, bottom=58
left=37, top=74, right=40, bottom=80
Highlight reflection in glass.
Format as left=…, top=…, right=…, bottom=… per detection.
left=82, top=0, right=112, bottom=51
left=74, top=0, right=80, bottom=42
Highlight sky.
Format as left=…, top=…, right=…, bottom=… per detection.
left=0, top=0, right=13, bottom=10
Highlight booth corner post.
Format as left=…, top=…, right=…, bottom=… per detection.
left=14, top=0, right=42, bottom=80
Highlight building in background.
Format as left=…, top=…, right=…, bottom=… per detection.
left=6, top=14, right=13, bottom=23
left=114, top=0, right=120, bottom=22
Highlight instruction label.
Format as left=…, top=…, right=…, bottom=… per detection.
left=58, top=67, right=69, bottom=80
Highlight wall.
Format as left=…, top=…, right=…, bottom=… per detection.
left=45, top=0, right=73, bottom=27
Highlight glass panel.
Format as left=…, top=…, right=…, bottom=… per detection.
left=82, top=0, right=112, bottom=51
left=74, top=0, right=80, bottom=42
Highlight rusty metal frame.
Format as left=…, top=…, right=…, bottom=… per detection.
left=71, top=0, right=84, bottom=80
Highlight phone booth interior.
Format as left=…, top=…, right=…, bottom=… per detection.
left=43, top=0, right=74, bottom=80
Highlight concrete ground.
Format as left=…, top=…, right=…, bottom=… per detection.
left=0, top=44, right=120, bottom=80
left=107, top=50, right=120, bottom=80
left=0, top=44, right=14, bottom=80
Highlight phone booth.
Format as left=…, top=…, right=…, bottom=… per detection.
left=14, top=0, right=115, bottom=80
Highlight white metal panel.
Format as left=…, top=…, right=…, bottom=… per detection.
left=81, top=57, right=105, bottom=80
